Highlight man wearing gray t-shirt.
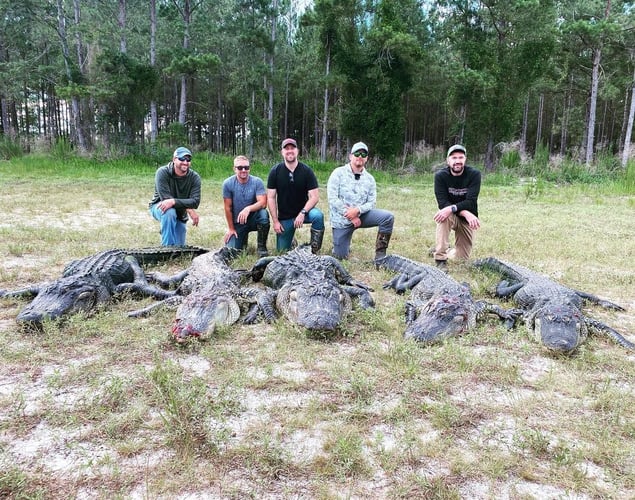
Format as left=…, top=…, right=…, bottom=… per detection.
left=222, top=155, right=270, bottom=256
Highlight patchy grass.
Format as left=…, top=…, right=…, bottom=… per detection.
left=0, top=161, right=634, bottom=498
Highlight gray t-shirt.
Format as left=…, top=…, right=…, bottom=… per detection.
left=222, top=175, right=266, bottom=221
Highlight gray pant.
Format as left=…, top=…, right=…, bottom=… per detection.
left=331, top=208, right=394, bottom=259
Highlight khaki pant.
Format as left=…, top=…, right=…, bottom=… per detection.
left=434, top=214, right=474, bottom=261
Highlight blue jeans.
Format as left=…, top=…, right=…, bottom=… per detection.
left=150, top=205, right=187, bottom=246
left=331, top=208, right=394, bottom=259
left=226, top=209, right=269, bottom=250
left=276, top=208, right=325, bottom=251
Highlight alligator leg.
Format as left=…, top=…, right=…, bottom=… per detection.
left=574, top=290, right=625, bottom=311
left=495, top=281, right=524, bottom=298
left=0, top=285, right=42, bottom=299
left=127, top=296, right=183, bottom=318
left=145, top=269, right=189, bottom=289
left=115, top=257, right=178, bottom=300
left=476, top=301, right=524, bottom=329
left=255, top=288, right=278, bottom=322
left=341, top=285, right=375, bottom=310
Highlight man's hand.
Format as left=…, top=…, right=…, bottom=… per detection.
left=294, top=213, right=305, bottom=229
left=463, top=212, right=480, bottom=230
left=273, top=221, right=284, bottom=234
left=223, top=229, right=237, bottom=243
left=158, top=198, right=176, bottom=212
left=433, top=206, right=452, bottom=223
left=237, top=207, right=250, bottom=224
left=187, top=209, right=199, bottom=226
left=344, top=206, right=360, bottom=220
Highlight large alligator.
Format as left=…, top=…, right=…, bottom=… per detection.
left=376, top=254, right=520, bottom=343
left=249, top=245, right=375, bottom=332
left=0, top=246, right=208, bottom=327
left=473, top=257, right=634, bottom=353
left=128, top=247, right=261, bottom=343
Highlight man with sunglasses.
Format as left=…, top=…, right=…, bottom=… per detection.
left=266, top=138, right=325, bottom=253
left=327, top=142, right=394, bottom=261
left=222, top=155, right=270, bottom=257
left=148, top=146, right=201, bottom=246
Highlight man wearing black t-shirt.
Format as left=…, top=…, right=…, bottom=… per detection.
left=432, top=144, right=481, bottom=269
left=266, top=138, right=325, bottom=253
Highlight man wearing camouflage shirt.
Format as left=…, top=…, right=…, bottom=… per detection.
left=327, top=141, right=394, bottom=261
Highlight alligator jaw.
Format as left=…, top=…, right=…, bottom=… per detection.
left=532, top=305, right=585, bottom=354
left=172, top=294, right=241, bottom=342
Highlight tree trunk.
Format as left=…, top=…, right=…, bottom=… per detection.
left=266, top=0, right=277, bottom=153
left=119, top=0, right=127, bottom=53
left=621, top=66, right=635, bottom=168
left=320, top=47, right=330, bottom=163
left=149, top=0, right=158, bottom=144
left=520, top=93, right=529, bottom=156
left=57, top=0, right=86, bottom=152
left=535, top=93, right=544, bottom=153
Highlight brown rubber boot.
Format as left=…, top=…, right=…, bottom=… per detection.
left=310, top=228, right=324, bottom=254
left=374, top=232, right=392, bottom=261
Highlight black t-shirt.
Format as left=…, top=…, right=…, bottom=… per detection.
left=267, top=162, right=319, bottom=220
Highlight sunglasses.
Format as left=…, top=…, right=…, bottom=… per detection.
left=177, top=156, right=192, bottom=162
left=288, top=172, right=294, bottom=183
left=352, top=151, right=368, bottom=158
left=235, top=165, right=250, bottom=171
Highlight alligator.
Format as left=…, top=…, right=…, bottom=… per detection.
left=128, top=247, right=261, bottom=343
left=0, top=246, right=209, bottom=327
left=376, top=254, right=521, bottom=343
left=473, top=257, right=634, bottom=353
left=249, top=245, right=375, bottom=332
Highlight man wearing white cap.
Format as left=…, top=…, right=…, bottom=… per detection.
left=148, top=146, right=201, bottom=246
left=327, top=141, right=394, bottom=261
left=432, top=144, right=481, bottom=269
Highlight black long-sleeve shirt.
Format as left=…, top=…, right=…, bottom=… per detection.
left=433, top=165, right=481, bottom=217
left=148, top=163, right=201, bottom=222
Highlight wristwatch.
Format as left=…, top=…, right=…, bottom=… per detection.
left=300, top=209, right=307, bottom=215
left=451, top=205, right=457, bottom=213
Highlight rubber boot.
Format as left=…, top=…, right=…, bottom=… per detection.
left=256, top=223, right=270, bottom=257
left=310, top=228, right=324, bottom=254
left=374, top=232, right=392, bottom=261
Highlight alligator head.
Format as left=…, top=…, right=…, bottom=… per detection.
left=16, top=275, right=111, bottom=327
left=529, top=304, right=587, bottom=354
left=172, top=292, right=241, bottom=342
left=404, top=291, right=477, bottom=343
left=276, top=281, right=352, bottom=332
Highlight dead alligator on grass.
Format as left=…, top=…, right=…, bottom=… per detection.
left=249, top=245, right=375, bottom=332
left=376, top=254, right=520, bottom=344
left=473, top=257, right=634, bottom=354
left=128, top=247, right=262, bottom=342
left=0, top=246, right=209, bottom=327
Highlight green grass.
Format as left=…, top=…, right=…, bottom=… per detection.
left=0, top=155, right=634, bottom=498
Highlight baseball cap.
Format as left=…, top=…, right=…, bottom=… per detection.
left=174, top=146, right=192, bottom=158
left=351, top=142, right=368, bottom=154
left=281, top=138, right=297, bottom=148
left=447, top=144, right=466, bottom=157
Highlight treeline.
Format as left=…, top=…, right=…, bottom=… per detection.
left=0, top=0, right=634, bottom=168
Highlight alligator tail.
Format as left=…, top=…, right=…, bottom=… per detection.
left=585, top=317, right=635, bottom=351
